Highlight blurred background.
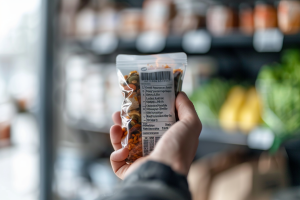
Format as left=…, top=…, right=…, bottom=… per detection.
left=0, top=0, right=300, bottom=200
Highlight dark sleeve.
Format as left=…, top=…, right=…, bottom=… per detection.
left=102, top=161, right=191, bottom=200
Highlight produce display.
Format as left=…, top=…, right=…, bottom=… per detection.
left=190, top=80, right=262, bottom=134
left=190, top=79, right=232, bottom=126
left=219, top=86, right=262, bottom=133
left=257, top=49, right=300, bottom=138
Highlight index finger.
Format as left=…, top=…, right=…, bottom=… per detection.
left=112, top=111, right=122, bottom=126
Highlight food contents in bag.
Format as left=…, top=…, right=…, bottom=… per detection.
left=174, top=69, right=183, bottom=95
left=120, top=70, right=142, bottom=162
left=120, top=68, right=183, bottom=163
left=254, top=2, right=277, bottom=30
left=278, top=0, right=300, bottom=34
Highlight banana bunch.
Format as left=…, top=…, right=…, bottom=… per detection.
left=219, top=86, right=262, bottom=133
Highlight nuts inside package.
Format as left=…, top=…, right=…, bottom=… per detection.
left=116, top=53, right=187, bottom=163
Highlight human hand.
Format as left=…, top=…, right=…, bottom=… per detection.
left=110, top=92, right=202, bottom=179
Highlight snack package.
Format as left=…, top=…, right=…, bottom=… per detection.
left=116, top=53, right=187, bottom=163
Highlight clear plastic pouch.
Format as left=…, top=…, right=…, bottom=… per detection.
left=116, top=53, right=187, bottom=163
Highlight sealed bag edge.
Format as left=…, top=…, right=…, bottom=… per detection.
left=116, top=52, right=187, bottom=65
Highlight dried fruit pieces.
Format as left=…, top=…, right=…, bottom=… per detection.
left=174, top=69, right=183, bottom=95
left=120, top=71, right=142, bottom=163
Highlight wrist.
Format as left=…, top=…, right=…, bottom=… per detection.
left=149, top=154, right=188, bottom=176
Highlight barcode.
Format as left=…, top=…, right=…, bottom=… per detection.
left=143, top=139, right=149, bottom=155
left=149, top=137, right=154, bottom=152
left=141, top=71, right=171, bottom=81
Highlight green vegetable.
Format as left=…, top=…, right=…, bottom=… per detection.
left=257, top=49, right=300, bottom=151
left=190, top=79, right=232, bottom=126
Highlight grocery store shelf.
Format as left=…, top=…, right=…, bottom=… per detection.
left=200, top=126, right=248, bottom=146
left=118, top=35, right=182, bottom=50
left=66, top=118, right=110, bottom=134
left=69, top=120, right=249, bottom=146
left=69, top=121, right=277, bottom=150
left=64, top=32, right=300, bottom=55
left=212, top=33, right=252, bottom=47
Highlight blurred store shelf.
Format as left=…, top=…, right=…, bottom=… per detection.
left=200, top=126, right=282, bottom=151
left=66, top=119, right=110, bottom=134
left=64, top=32, right=300, bottom=55
left=200, top=126, right=248, bottom=146
left=70, top=122, right=251, bottom=147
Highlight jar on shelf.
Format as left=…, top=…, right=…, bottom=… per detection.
left=206, top=4, right=237, bottom=36
left=60, top=0, right=81, bottom=38
left=278, top=0, right=300, bottom=34
left=118, top=9, right=142, bottom=40
left=254, top=1, right=277, bottom=30
left=239, top=3, right=254, bottom=34
left=0, top=102, right=16, bottom=147
left=142, top=0, right=176, bottom=35
left=171, top=1, right=206, bottom=35
left=75, top=1, right=97, bottom=40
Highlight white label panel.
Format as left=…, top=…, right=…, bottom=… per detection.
left=139, top=68, right=176, bottom=155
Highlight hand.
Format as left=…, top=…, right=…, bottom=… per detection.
left=110, top=92, right=202, bottom=179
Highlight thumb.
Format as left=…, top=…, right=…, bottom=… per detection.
left=176, top=92, right=202, bottom=130
left=149, top=92, right=202, bottom=175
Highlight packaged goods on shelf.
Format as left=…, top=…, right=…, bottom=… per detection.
left=65, top=55, right=88, bottom=120
left=184, top=57, right=217, bottom=96
left=60, top=0, right=300, bottom=43
left=0, top=121, right=10, bottom=144
left=118, top=9, right=142, bottom=40
left=206, top=4, right=238, bottom=36
left=0, top=102, right=16, bottom=146
left=96, top=6, right=118, bottom=34
left=239, top=3, right=254, bottom=34
left=60, top=0, right=81, bottom=37
left=64, top=55, right=120, bottom=130
left=278, top=0, right=300, bottom=34
left=82, top=64, right=107, bottom=126
left=75, top=2, right=97, bottom=39
left=116, top=53, right=186, bottom=163
left=104, top=64, right=123, bottom=115
left=254, top=2, right=277, bottom=30
left=8, top=68, right=37, bottom=112
left=171, top=10, right=199, bottom=35
left=171, top=1, right=206, bottom=35
left=142, top=0, right=176, bottom=35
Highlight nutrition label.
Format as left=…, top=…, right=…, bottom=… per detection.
left=139, top=68, right=176, bottom=156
